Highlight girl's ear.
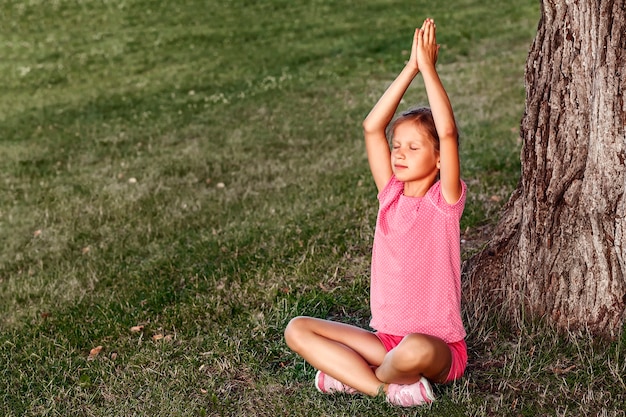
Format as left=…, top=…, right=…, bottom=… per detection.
left=436, top=159, right=441, bottom=169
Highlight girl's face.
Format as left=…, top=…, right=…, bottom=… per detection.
left=391, top=121, right=440, bottom=184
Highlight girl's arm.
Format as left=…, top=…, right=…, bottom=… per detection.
left=418, top=19, right=462, bottom=204
left=362, top=29, right=420, bottom=193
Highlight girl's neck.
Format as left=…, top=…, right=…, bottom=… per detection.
left=402, top=178, right=436, bottom=197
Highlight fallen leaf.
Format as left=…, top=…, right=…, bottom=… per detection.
left=128, top=177, right=137, bottom=184
left=552, top=365, right=576, bottom=375
left=489, top=195, right=502, bottom=202
left=88, top=346, right=103, bottom=360
left=34, top=229, right=42, bottom=237
left=216, top=182, right=225, bottom=189
left=130, top=325, right=144, bottom=333
left=82, top=246, right=90, bottom=254
left=152, top=334, right=164, bottom=341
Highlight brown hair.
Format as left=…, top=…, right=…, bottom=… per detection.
left=388, top=107, right=454, bottom=152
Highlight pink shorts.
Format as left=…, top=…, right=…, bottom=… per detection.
left=375, top=332, right=468, bottom=383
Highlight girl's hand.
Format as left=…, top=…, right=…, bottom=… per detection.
left=417, top=18, right=440, bottom=71
left=407, top=27, right=420, bottom=73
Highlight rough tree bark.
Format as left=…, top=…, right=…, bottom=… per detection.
left=464, top=0, right=626, bottom=336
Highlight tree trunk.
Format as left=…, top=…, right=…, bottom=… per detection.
left=464, top=0, right=626, bottom=336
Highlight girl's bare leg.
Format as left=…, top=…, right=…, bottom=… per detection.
left=375, top=333, right=452, bottom=385
left=284, top=316, right=388, bottom=396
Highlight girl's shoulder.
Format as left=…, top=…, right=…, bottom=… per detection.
left=377, top=175, right=404, bottom=202
left=427, top=180, right=467, bottom=215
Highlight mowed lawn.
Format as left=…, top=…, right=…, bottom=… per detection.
left=1, top=0, right=624, bottom=416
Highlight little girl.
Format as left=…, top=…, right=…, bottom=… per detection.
left=284, top=18, right=467, bottom=407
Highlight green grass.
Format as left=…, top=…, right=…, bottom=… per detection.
left=1, top=0, right=624, bottom=416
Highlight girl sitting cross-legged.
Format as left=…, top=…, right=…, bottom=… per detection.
left=284, top=18, right=468, bottom=407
